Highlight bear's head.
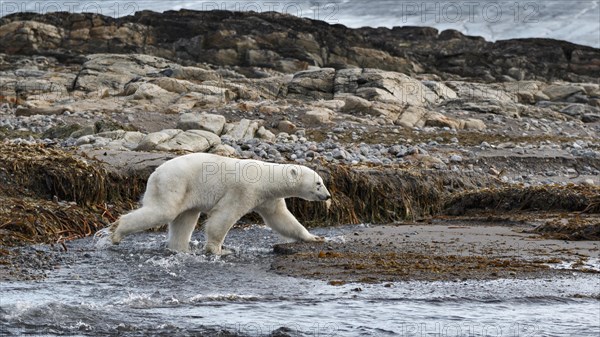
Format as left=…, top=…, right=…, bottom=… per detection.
left=287, top=166, right=331, bottom=202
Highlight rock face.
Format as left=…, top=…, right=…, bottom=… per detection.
left=1, top=10, right=598, bottom=82
left=0, top=12, right=598, bottom=176
left=288, top=68, right=335, bottom=100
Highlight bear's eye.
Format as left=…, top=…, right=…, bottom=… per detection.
left=317, top=182, right=322, bottom=186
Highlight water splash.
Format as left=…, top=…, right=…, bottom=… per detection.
left=93, top=227, right=112, bottom=249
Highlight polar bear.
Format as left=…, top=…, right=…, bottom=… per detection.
left=110, top=153, right=331, bottom=255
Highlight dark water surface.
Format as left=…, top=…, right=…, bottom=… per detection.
left=1, top=225, right=599, bottom=336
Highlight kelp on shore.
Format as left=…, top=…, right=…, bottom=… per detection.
left=0, top=144, right=144, bottom=246
left=1, top=144, right=599, bottom=247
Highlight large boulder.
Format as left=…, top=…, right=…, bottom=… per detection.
left=277, top=120, right=297, bottom=133
left=335, top=68, right=436, bottom=107
left=302, top=108, right=333, bottom=125
left=256, top=126, right=276, bottom=142
left=155, top=130, right=219, bottom=152
left=136, top=129, right=182, bottom=151
left=395, top=106, right=427, bottom=128
left=356, top=69, right=436, bottom=106
left=542, top=84, right=585, bottom=101
left=75, top=130, right=146, bottom=150
left=423, top=113, right=487, bottom=131
left=210, top=144, right=237, bottom=157
left=424, top=112, right=461, bottom=130
left=177, top=112, right=227, bottom=135
left=224, top=119, right=261, bottom=140
left=460, top=118, right=487, bottom=131
left=95, top=130, right=146, bottom=150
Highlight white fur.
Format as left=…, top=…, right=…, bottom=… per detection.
left=110, top=153, right=331, bottom=254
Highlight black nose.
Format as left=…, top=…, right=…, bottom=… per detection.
left=325, top=194, right=331, bottom=200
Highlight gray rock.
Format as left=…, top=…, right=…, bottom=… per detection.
left=240, top=150, right=255, bottom=158
left=458, top=99, right=519, bottom=118
left=582, top=113, right=600, bottom=123
left=446, top=81, right=516, bottom=103
left=352, top=69, right=435, bottom=106
left=461, top=118, right=487, bottom=131
left=396, top=106, right=426, bottom=128
left=136, top=129, right=182, bottom=151
left=75, top=54, right=174, bottom=91
left=422, top=81, right=458, bottom=101
left=507, top=67, right=525, bottom=81
left=277, top=120, right=297, bottom=133
left=93, top=130, right=145, bottom=150
left=388, top=145, right=405, bottom=155
left=210, top=144, right=237, bottom=157
left=287, top=68, right=335, bottom=100
left=342, top=95, right=373, bottom=114
left=560, top=104, right=586, bottom=117
left=177, top=112, right=226, bottom=135
left=155, top=130, right=218, bottom=152
left=256, top=126, right=276, bottom=142
left=302, top=108, right=332, bottom=125
left=187, top=129, right=221, bottom=147
left=542, top=85, right=585, bottom=101
left=582, top=179, right=595, bottom=186
left=226, top=119, right=260, bottom=140
left=70, top=125, right=95, bottom=138
left=332, top=148, right=348, bottom=160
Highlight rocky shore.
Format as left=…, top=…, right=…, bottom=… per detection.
left=1, top=10, right=599, bottom=281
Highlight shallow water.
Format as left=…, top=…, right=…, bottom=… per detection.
left=1, top=225, right=599, bottom=336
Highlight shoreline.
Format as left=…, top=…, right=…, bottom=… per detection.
left=2, top=215, right=598, bottom=283
left=272, top=217, right=600, bottom=284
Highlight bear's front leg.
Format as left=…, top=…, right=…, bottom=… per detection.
left=303, top=234, right=325, bottom=242
left=256, top=198, right=325, bottom=242
left=109, top=220, right=122, bottom=244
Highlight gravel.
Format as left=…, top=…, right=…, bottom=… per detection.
left=2, top=106, right=599, bottom=188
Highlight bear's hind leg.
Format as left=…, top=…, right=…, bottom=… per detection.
left=255, top=198, right=323, bottom=242
left=167, top=208, right=201, bottom=252
left=112, top=207, right=179, bottom=244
